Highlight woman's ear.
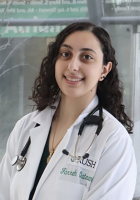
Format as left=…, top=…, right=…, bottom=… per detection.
left=99, top=62, right=112, bottom=81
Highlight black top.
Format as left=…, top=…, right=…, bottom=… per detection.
left=28, top=126, right=51, bottom=200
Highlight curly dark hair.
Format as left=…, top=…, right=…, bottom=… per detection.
left=29, top=22, right=133, bottom=134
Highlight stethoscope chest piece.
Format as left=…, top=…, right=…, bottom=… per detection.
left=11, top=155, right=27, bottom=171
left=11, top=136, right=31, bottom=171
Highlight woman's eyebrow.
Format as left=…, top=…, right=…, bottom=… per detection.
left=80, top=48, right=97, bottom=55
left=61, top=44, right=73, bottom=50
left=61, top=44, right=97, bottom=55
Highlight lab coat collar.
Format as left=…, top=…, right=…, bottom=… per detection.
left=72, top=95, right=99, bottom=126
left=32, top=100, right=59, bottom=125
left=32, top=95, right=98, bottom=127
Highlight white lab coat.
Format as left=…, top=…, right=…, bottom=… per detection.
left=0, top=96, right=137, bottom=200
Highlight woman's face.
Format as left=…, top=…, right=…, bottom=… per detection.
left=55, top=31, right=111, bottom=100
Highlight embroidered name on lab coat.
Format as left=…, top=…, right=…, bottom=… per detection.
left=60, top=168, right=93, bottom=182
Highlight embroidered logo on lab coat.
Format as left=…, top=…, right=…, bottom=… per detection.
left=67, top=156, right=98, bottom=171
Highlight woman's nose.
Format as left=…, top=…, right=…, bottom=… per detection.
left=67, top=56, right=80, bottom=72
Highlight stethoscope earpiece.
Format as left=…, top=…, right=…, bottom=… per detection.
left=62, top=149, right=69, bottom=155
left=82, top=153, right=89, bottom=160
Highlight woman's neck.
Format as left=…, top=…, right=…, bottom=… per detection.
left=58, top=94, right=96, bottom=124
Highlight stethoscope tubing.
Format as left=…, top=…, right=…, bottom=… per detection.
left=62, top=104, right=103, bottom=162
left=11, top=104, right=103, bottom=170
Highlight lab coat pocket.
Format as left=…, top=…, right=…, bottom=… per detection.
left=51, top=179, right=86, bottom=200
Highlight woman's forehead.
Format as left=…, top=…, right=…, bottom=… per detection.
left=60, top=31, right=103, bottom=54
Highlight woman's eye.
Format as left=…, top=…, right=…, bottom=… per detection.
left=61, top=52, right=70, bottom=57
left=83, top=55, right=93, bottom=60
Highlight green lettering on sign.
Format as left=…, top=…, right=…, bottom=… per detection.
left=0, top=25, right=66, bottom=37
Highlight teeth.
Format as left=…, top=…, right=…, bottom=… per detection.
left=66, top=77, right=81, bottom=82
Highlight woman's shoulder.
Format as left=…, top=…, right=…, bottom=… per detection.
left=15, top=107, right=51, bottom=132
left=9, top=107, right=52, bottom=143
left=95, top=109, right=134, bottom=161
left=16, top=109, right=40, bottom=127
left=102, top=108, right=131, bottom=141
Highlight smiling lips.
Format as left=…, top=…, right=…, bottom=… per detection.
left=64, top=75, right=84, bottom=83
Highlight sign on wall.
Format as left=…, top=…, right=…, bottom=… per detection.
left=102, top=0, right=140, bottom=16
left=0, top=0, right=88, bottom=19
left=0, top=0, right=88, bottom=37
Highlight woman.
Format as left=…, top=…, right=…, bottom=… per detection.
left=0, top=22, right=137, bottom=200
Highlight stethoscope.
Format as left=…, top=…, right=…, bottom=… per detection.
left=11, top=123, right=39, bottom=171
left=11, top=104, right=103, bottom=171
left=62, top=103, right=103, bottom=162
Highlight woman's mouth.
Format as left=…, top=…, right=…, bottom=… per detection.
left=64, top=76, right=84, bottom=82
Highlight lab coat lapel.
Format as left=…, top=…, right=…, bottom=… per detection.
left=33, top=126, right=73, bottom=200
left=24, top=107, right=55, bottom=198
